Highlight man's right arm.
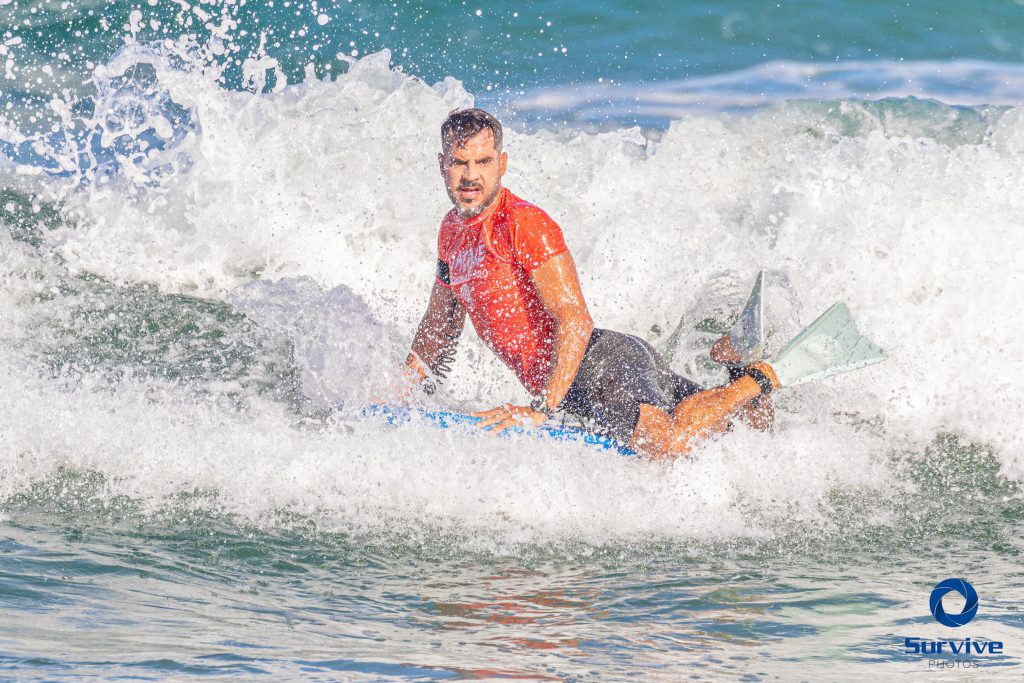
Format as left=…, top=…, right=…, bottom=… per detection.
left=406, top=277, right=466, bottom=384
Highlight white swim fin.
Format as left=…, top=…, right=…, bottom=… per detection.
left=772, top=302, right=886, bottom=388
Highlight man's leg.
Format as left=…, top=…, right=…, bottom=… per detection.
left=630, top=362, right=780, bottom=459
left=735, top=393, right=775, bottom=431
left=709, top=331, right=775, bottom=430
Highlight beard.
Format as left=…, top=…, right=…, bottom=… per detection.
left=450, top=182, right=502, bottom=218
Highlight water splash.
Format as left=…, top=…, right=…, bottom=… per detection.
left=0, top=47, right=1022, bottom=551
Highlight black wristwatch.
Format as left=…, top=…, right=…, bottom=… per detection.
left=530, top=397, right=556, bottom=420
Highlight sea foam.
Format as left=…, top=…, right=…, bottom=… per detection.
left=1, top=48, right=1022, bottom=548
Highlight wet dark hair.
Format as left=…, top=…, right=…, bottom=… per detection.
left=440, top=108, right=503, bottom=152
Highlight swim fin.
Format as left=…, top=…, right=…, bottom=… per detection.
left=771, top=302, right=886, bottom=388
left=711, top=270, right=765, bottom=365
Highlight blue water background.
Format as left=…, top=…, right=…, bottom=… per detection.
left=4, top=0, right=1024, bottom=122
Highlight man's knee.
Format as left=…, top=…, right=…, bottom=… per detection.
left=630, top=404, right=674, bottom=457
left=630, top=403, right=699, bottom=459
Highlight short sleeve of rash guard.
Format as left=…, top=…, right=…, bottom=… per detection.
left=512, top=206, right=568, bottom=274
left=436, top=222, right=453, bottom=287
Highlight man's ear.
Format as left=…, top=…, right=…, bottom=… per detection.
left=499, top=150, right=508, bottom=177
left=438, top=152, right=446, bottom=175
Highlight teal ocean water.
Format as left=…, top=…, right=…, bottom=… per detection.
left=2, top=1, right=1024, bottom=680
left=5, top=0, right=1024, bottom=124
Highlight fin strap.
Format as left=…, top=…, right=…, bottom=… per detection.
left=744, top=367, right=774, bottom=396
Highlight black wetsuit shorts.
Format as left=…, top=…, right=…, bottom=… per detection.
left=558, top=328, right=703, bottom=445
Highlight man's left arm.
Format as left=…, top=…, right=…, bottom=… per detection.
left=474, top=252, right=593, bottom=431
left=530, top=253, right=594, bottom=410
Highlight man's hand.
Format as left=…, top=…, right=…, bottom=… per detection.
left=472, top=403, right=546, bottom=433
left=372, top=359, right=423, bottom=405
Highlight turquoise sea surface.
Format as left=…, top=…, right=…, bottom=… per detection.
left=1, top=1, right=1023, bottom=680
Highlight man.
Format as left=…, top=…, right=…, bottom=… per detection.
left=404, top=108, right=780, bottom=459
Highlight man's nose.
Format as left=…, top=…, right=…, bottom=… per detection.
left=463, top=161, right=481, bottom=180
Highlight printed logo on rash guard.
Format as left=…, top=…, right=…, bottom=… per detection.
left=448, top=242, right=487, bottom=286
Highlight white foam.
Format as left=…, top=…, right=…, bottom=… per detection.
left=0, top=354, right=889, bottom=548
left=515, top=59, right=1024, bottom=118
left=1, top=49, right=1023, bottom=545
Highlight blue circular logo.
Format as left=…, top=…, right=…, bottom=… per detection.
left=929, top=578, right=979, bottom=628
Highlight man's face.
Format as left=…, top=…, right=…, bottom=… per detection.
left=438, top=129, right=508, bottom=218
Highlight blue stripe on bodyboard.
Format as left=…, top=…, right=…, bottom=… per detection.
left=361, top=404, right=636, bottom=456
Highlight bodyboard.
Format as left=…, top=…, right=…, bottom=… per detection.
left=361, top=404, right=637, bottom=456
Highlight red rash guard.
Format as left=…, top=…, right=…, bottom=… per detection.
left=436, top=188, right=569, bottom=395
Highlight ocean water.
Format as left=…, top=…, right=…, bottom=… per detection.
left=1, top=0, right=1024, bottom=680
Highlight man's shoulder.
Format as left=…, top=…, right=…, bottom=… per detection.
left=439, top=206, right=460, bottom=228
left=501, top=190, right=557, bottom=226
left=438, top=207, right=461, bottom=241
left=437, top=207, right=461, bottom=258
